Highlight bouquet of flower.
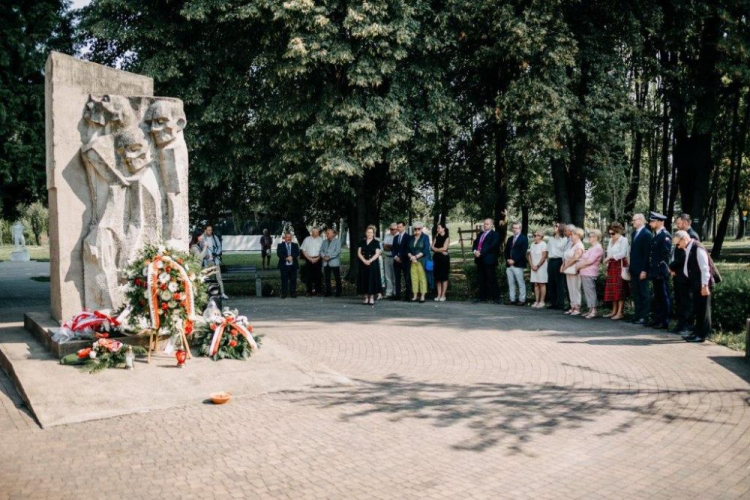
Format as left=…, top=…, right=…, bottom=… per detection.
left=52, top=310, right=123, bottom=344
left=60, top=338, right=147, bottom=373
left=119, top=243, right=208, bottom=338
left=192, top=308, right=261, bottom=361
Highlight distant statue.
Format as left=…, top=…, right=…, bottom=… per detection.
left=12, top=222, right=26, bottom=250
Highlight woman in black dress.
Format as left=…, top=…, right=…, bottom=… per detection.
left=357, top=226, right=382, bottom=305
left=431, top=224, right=450, bottom=301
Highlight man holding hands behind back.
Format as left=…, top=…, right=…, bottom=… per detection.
left=472, top=218, right=501, bottom=304
left=504, top=222, right=529, bottom=306
left=277, top=232, right=300, bottom=298
left=628, top=213, right=652, bottom=325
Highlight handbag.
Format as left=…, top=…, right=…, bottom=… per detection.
left=563, top=263, right=577, bottom=275
left=621, top=266, right=631, bottom=281
left=425, top=260, right=434, bottom=271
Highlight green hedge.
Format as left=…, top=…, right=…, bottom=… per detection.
left=710, top=268, right=750, bottom=332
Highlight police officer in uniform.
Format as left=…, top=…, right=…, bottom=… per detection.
left=668, top=213, right=700, bottom=335
left=646, top=212, right=671, bottom=329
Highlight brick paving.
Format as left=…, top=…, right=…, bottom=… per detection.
left=1, top=262, right=750, bottom=498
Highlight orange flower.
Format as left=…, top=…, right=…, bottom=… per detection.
left=77, top=348, right=92, bottom=359
left=161, top=302, right=168, bottom=310
left=95, top=332, right=109, bottom=339
left=230, top=330, right=238, bottom=337
left=165, top=266, right=172, bottom=273
left=229, top=340, right=237, bottom=347
left=173, top=293, right=181, bottom=301
left=210, top=324, right=217, bottom=331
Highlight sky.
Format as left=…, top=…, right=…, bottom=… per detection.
left=71, top=0, right=91, bottom=8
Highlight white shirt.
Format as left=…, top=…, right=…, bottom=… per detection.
left=548, top=236, right=568, bottom=259
left=384, top=233, right=394, bottom=245
left=300, top=236, right=323, bottom=257
left=607, top=236, right=629, bottom=260
left=684, top=240, right=710, bottom=286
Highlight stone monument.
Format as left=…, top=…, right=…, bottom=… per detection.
left=45, top=52, right=189, bottom=322
left=10, top=221, right=31, bottom=262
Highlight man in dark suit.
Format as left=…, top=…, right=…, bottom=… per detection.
left=276, top=232, right=300, bottom=298
left=647, top=212, right=672, bottom=329
left=472, top=218, right=501, bottom=304
left=503, top=222, right=529, bottom=305
left=628, top=213, right=652, bottom=324
left=669, top=213, right=700, bottom=335
left=391, top=221, right=412, bottom=300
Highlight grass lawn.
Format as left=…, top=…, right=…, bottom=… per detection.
left=0, top=244, right=50, bottom=262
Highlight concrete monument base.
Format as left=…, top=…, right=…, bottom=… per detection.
left=1, top=314, right=351, bottom=429
left=24, top=312, right=151, bottom=359
left=10, top=250, right=30, bottom=262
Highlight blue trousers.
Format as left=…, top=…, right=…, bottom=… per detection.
left=650, top=277, right=670, bottom=326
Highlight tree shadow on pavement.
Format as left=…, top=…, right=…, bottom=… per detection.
left=284, top=373, right=750, bottom=454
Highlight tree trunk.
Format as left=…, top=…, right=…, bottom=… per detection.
left=551, top=157, right=572, bottom=223
left=493, top=120, right=509, bottom=244
left=714, top=90, right=750, bottom=257
left=625, top=78, right=648, bottom=217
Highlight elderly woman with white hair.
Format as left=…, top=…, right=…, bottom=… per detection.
left=408, top=222, right=432, bottom=303
left=561, top=227, right=585, bottom=315
left=672, top=230, right=713, bottom=342
left=576, top=229, right=604, bottom=318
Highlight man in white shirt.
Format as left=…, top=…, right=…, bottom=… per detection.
left=300, top=227, right=324, bottom=296
left=382, top=223, right=398, bottom=298
left=673, top=231, right=712, bottom=343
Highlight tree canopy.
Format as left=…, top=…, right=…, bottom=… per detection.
left=4, top=0, right=750, bottom=260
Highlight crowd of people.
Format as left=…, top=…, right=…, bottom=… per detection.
left=471, top=211, right=717, bottom=343
left=192, top=211, right=718, bottom=344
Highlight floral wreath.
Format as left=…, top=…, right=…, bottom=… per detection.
left=192, top=308, right=261, bottom=360
left=120, top=243, right=208, bottom=337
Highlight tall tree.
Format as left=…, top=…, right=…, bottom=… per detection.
left=0, top=0, right=73, bottom=219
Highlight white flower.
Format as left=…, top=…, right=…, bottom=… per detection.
left=89, top=350, right=97, bottom=359
left=143, top=291, right=149, bottom=300
left=138, top=317, right=149, bottom=329
left=168, top=300, right=177, bottom=308
left=157, top=245, right=166, bottom=255
left=159, top=272, right=170, bottom=284
left=168, top=281, right=179, bottom=292
left=142, top=267, right=149, bottom=277
left=160, top=290, right=172, bottom=301
left=189, top=273, right=196, bottom=281
left=157, top=261, right=165, bottom=269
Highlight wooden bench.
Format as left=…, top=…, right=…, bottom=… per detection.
left=213, top=264, right=262, bottom=297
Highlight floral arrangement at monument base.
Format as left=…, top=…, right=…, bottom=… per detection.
left=60, top=338, right=148, bottom=373
left=192, top=308, right=261, bottom=361
left=120, top=243, right=209, bottom=341
left=52, top=310, right=125, bottom=344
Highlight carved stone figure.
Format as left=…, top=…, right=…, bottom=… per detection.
left=10, top=221, right=30, bottom=262
left=144, top=99, right=189, bottom=249
left=12, top=222, right=26, bottom=250
left=79, top=94, right=188, bottom=311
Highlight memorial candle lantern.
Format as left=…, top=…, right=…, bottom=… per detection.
left=175, top=349, right=187, bottom=367
left=124, top=345, right=135, bottom=369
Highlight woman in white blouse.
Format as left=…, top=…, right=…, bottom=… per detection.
left=527, top=229, right=548, bottom=308
left=561, top=227, right=585, bottom=316
left=603, top=222, right=630, bottom=320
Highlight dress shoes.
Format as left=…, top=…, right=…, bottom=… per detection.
left=504, top=300, right=516, bottom=306
left=682, top=334, right=705, bottom=343
left=653, top=323, right=670, bottom=330
left=632, top=319, right=646, bottom=325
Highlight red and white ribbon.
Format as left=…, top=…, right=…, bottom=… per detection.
left=208, top=312, right=258, bottom=356
left=146, top=254, right=195, bottom=333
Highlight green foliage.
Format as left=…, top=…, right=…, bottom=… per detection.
left=17, top=201, right=48, bottom=246
left=0, top=0, right=73, bottom=220
left=710, top=268, right=750, bottom=333
left=60, top=345, right=147, bottom=373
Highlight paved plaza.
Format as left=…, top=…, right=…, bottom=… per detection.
left=1, top=262, right=750, bottom=499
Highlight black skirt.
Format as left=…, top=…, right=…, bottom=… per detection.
left=357, top=260, right=383, bottom=294
left=433, top=252, right=450, bottom=281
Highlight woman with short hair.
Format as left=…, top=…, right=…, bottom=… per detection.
left=527, top=229, right=548, bottom=308
left=561, top=227, right=585, bottom=316
left=576, top=229, right=604, bottom=319
left=603, top=222, right=630, bottom=320
left=408, top=222, right=431, bottom=303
